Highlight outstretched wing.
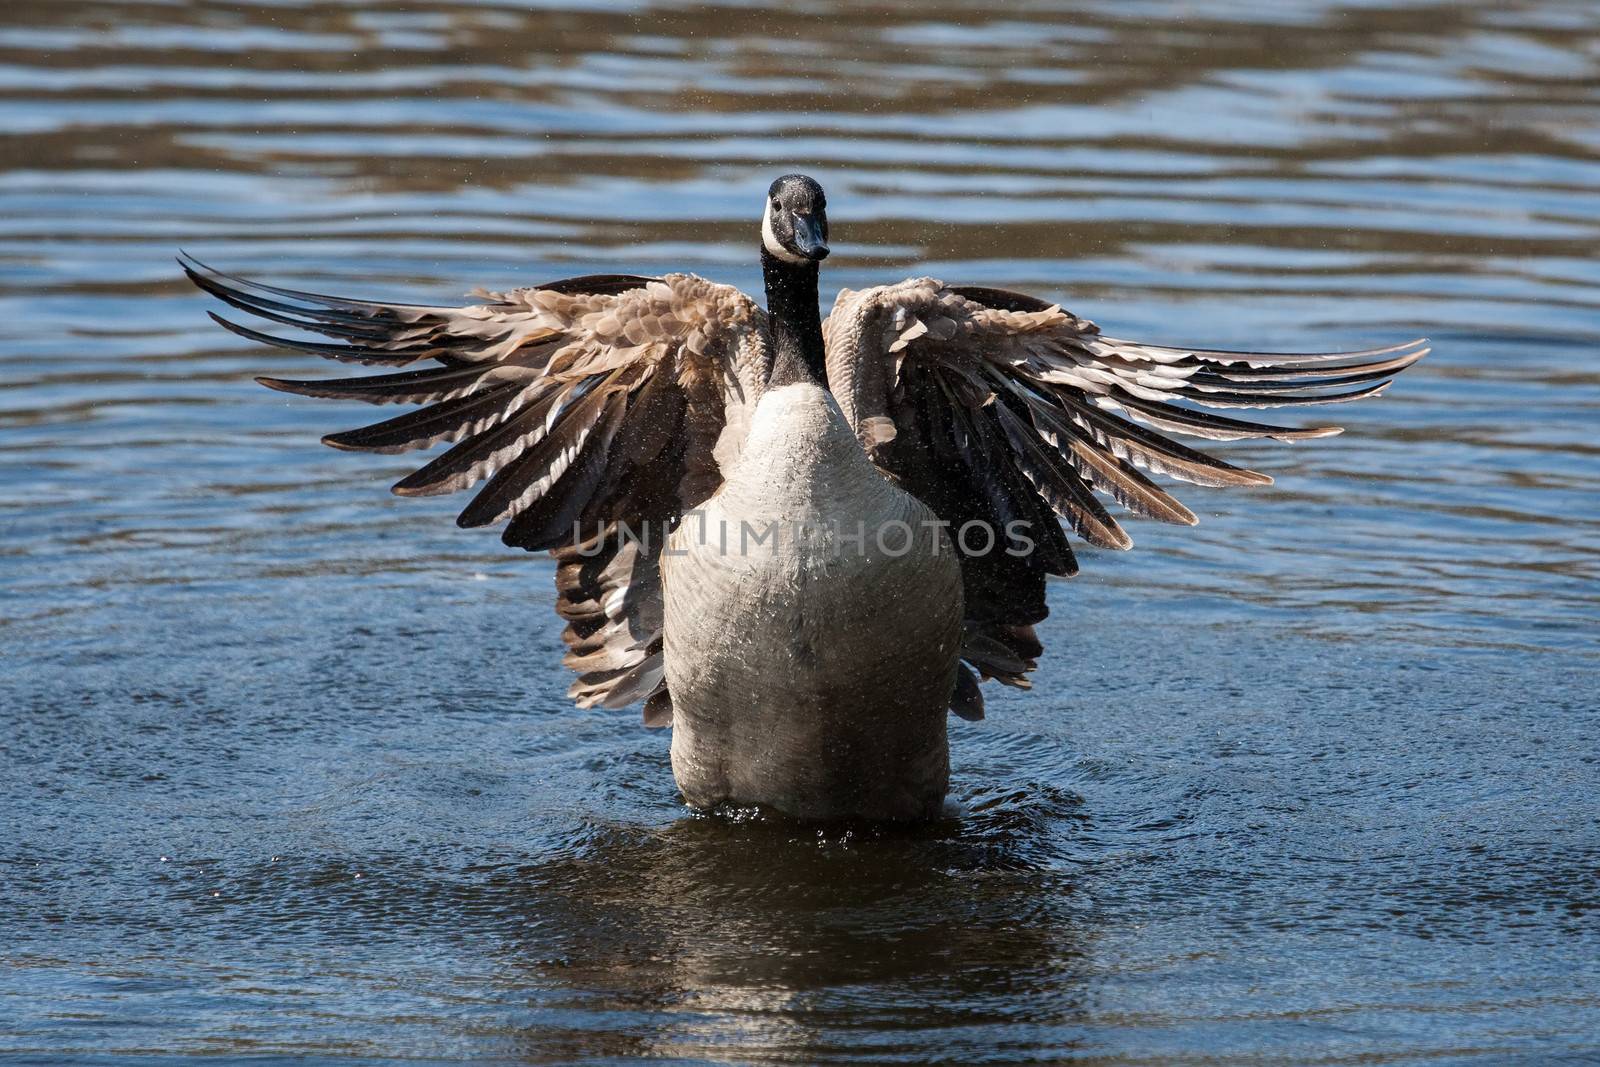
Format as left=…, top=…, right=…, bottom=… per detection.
left=823, top=277, right=1427, bottom=713
left=183, top=254, right=771, bottom=722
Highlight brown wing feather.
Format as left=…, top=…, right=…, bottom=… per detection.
left=186, top=255, right=769, bottom=720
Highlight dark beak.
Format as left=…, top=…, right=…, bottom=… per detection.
left=792, top=212, right=830, bottom=260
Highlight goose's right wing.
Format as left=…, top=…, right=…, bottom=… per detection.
left=184, top=256, right=771, bottom=722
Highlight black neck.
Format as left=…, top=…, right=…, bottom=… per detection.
left=761, top=249, right=827, bottom=389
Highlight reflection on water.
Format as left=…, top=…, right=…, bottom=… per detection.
left=1, top=0, right=1597, bottom=1062
left=485, top=818, right=1087, bottom=1061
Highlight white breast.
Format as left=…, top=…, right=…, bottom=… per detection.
left=658, top=382, right=965, bottom=820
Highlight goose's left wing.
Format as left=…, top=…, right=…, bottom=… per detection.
left=184, top=254, right=771, bottom=722
left=823, top=277, right=1427, bottom=715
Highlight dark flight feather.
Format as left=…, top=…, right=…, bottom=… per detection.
left=321, top=380, right=528, bottom=454
left=257, top=363, right=490, bottom=405
left=392, top=384, right=574, bottom=498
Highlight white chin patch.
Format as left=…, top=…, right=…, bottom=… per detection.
left=762, top=202, right=808, bottom=264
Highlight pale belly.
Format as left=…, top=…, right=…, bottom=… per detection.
left=660, top=489, right=964, bottom=821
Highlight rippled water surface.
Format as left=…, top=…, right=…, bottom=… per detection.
left=3, top=1, right=1598, bottom=1063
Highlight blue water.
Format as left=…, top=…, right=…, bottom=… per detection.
left=2, top=1, right=1597, bottom=1062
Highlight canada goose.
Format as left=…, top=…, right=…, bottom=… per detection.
left=184, top=173, right=1427, bottom=821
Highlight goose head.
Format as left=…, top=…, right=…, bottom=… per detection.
left=762, top=174, right=830, bottom=264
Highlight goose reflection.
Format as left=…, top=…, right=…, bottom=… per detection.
left=480, top=803, right=1090, bottom=1061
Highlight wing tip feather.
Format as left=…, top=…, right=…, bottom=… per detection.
left=321, top=430, right=377, bottom=453
left=392, top=479, right=447, bottom=499
left=1280, top=425, right=1344, bottom=441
